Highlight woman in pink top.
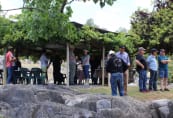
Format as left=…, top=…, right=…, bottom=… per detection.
left=6, top=46, right=16, bottom=84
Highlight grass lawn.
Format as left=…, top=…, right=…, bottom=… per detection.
left=75, top=85, right=173, bottom=102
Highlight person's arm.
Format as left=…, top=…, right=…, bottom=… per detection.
left=135, top=60, right=144, bottom=69
left=9, top=53, right=16, bottom=62
left=47, top=58, right=52, bottom=68
left=127, top=54, right=130, bottom=67
left=122, top=59, right=128, bottom=72
left=159, top=56, right=170, bottom=64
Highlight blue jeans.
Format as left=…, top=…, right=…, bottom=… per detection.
left=83, top=65, right=90, bottom=79
left=110, top=73, right=124, bottom=96
left=149, top=69, right=157, bottom=90
left=7, top=67, right=13, bottom=84
left=138, top=70, right=147, bottom=91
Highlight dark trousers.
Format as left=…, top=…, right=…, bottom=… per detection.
left=149, top=69, right=157, bottom=91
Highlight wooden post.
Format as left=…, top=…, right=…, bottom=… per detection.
left=3, top=48, right=7, bottom=85
left=66, top=43, right=69, bottom=87
left=102, top=46, right=105, bottom=86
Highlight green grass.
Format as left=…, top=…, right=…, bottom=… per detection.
left=76, top=86, right=173, bottom=102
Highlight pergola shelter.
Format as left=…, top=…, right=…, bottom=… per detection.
left=2, top=22, right=118, bottom=86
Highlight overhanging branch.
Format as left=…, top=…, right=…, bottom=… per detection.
left=0, top=7, right=44, bottom=12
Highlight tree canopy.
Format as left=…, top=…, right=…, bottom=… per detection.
left=0, top=0, right=141, bottom=57
left=130, top=0, right=173, bottom=53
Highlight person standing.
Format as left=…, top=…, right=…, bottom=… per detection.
left=135, top=47, right=148, bottom=92
left=69, top=45, right=76, bottom=85
left=81, top=49, right=90, bottom=85
left=48, top=52, right=63, bottom=84
left=6, top=46, right=16, bottom=84
left=116, top=46, right=130, bottom=95
left=147, top=48, right=158, bottom=91
left=40, top=49, right=49, bottom=83
left=158, top=49, right=170, bottom=91
left=106, top=50, right=128, bottom=96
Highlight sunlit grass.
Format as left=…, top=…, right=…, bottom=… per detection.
left=76, top=86, right=173, bottom=102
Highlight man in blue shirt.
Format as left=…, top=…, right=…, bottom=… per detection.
left=158, top=49, right=170, bottom=91
left=116, top=46, right=130, bottom=95
left=147, top=48, right=158, bottom=91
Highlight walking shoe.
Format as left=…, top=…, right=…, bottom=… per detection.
left=160, top=89, right=164, bottom=92
left=124, top=93, right=128, bottom=96
left=142, top=90, right=150, bottom=93
left=164, top=88, right=170, bottom=91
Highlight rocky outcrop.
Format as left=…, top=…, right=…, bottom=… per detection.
left=0, top=85, right=171, bottom=118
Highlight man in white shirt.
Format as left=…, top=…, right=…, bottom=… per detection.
left=40, top=49, right=49, bottom=83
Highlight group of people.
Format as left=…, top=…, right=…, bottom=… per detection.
left=6, top=45, right=170, bottom=96
left=106, top=46, right=170, bottom=96
left=136, top=47, right=170, bottom=92
left=69, top=46, right=90, bottom=85
left=106, top=46, right=130, bottom=96
left=39, top=46, right=91, bottom=85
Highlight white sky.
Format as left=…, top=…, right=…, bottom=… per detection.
left=0, top=0, right=153, bottom=31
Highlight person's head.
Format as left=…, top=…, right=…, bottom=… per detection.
left=108, top=50, right=115, bottom=57
left=83, top=49, right=89, bottom=55
left=138, top=47, right=146, bottom=55
left=7, top=46, right=13, bottom=51
left=119, top=46, right=125, bottom=53
left=42, top=49, right=46, bottom=54
left=151, top=48, right=158, bottom=56
left=160, top=49, right=165, bottom=56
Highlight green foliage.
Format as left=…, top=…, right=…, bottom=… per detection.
left=0, top=16, right=12, bottom=46
left=131, top=1, right=173, bottom=52
left=19, top=0, right=78, bottom=43
left=92, top=0, right=116, bottom=8
left=0, top=0, right=118, bottom=50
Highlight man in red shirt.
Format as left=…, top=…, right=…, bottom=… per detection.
left=6, top=46, right=16, bottom=84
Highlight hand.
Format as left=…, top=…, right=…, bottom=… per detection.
left=141, top=65, right=144, bottom=69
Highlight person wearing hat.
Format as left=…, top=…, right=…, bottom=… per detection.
left=81, top=49, right=90, bottom=85
left=116, top=46, right=130, bottom=95
left=6, top=46, right=16, bottom=84
left=106, top=50, right=128, bottom=96
left=135, top=47, right=148, bottom=92
left=158, top=49, right=170, bottom=91
left=147, top=48, right=158, bottom=91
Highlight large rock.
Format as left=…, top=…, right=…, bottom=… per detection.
left=0, top=84, right=171, bottom=118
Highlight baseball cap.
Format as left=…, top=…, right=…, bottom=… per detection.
left=138, top=47, right=146, bottom=51
left=120, top=46, right=125, bottom=49
left=151, top=48, right=158, bottom=52
left=160, top=49, right=165, bottom=52
left=108, top=50, right=115, bottom=55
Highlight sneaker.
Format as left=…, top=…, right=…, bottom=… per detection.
left=164, top=88, right=170, bottom=91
